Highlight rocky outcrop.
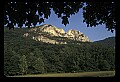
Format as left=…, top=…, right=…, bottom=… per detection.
left=23, top=24, right=92, bottom=44
left=65, top=29, right=91, bottom=42
left=40, top=24, right=65, bottom=37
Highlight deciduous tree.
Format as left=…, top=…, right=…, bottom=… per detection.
left=4, top=2, right=116, bottom=32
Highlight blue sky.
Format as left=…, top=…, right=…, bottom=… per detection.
left=37, top=9, right=115, bottom=42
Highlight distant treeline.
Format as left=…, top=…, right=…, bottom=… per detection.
left=4, top=28, right=115, bottom=76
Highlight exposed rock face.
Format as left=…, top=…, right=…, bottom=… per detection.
left=23, top=24, right=92, bottom=44
left=65, top=29, right=91, bottom=42
left=40, top=24, right=65, bottom=37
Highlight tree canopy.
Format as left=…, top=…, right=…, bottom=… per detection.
left=4, top=27, right=115, bottom=76
left=4, top=2, right=116, bottom=32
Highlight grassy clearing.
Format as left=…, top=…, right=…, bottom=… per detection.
left=8, top=71, right=115, bottom=77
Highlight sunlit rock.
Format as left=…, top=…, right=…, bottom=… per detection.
left=23, top=24, right=92, bottom=44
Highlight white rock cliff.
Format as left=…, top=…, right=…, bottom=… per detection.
left=23, top=24, right=92, bottom=44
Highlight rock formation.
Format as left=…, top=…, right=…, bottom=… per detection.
left=23, top=24, right=92, bottom=44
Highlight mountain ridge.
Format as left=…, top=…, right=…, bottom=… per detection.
left=94, top=36, right=115, bottom=47
left=24, top=24, right=92, bottom=44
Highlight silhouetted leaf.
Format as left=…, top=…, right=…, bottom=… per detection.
left=39, top=18, right=44, bottom=23
left=62, top=16, right=69, bottom=26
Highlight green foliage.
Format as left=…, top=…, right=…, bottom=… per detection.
left=94, top=37, right=115, bottom=48
left=4, top=51, right=21, bottom=76
left=4, top=2, right=115, bottom=32
left=98, top=60, right=111, bottom=71
left=4, top=28, right=115, bottom=76
left=34, top=57, right=45, bottom=74
left=19, top=55, right=28, bottom=75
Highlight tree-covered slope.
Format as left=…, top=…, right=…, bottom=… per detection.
left=94, top=37, right=115, bottom=48
left=4, top=27, right=115, bottom=76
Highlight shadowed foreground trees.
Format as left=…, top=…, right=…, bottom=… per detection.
left=4, top=42, right=115, bottom=76
left=19, top=55, right=28, bottom=75
left=4, top=2, right=116, bottom=32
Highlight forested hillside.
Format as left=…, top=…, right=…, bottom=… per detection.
left=4, top=27, right=115, bottom=76
left=94, top=37, right=115, bottom=48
